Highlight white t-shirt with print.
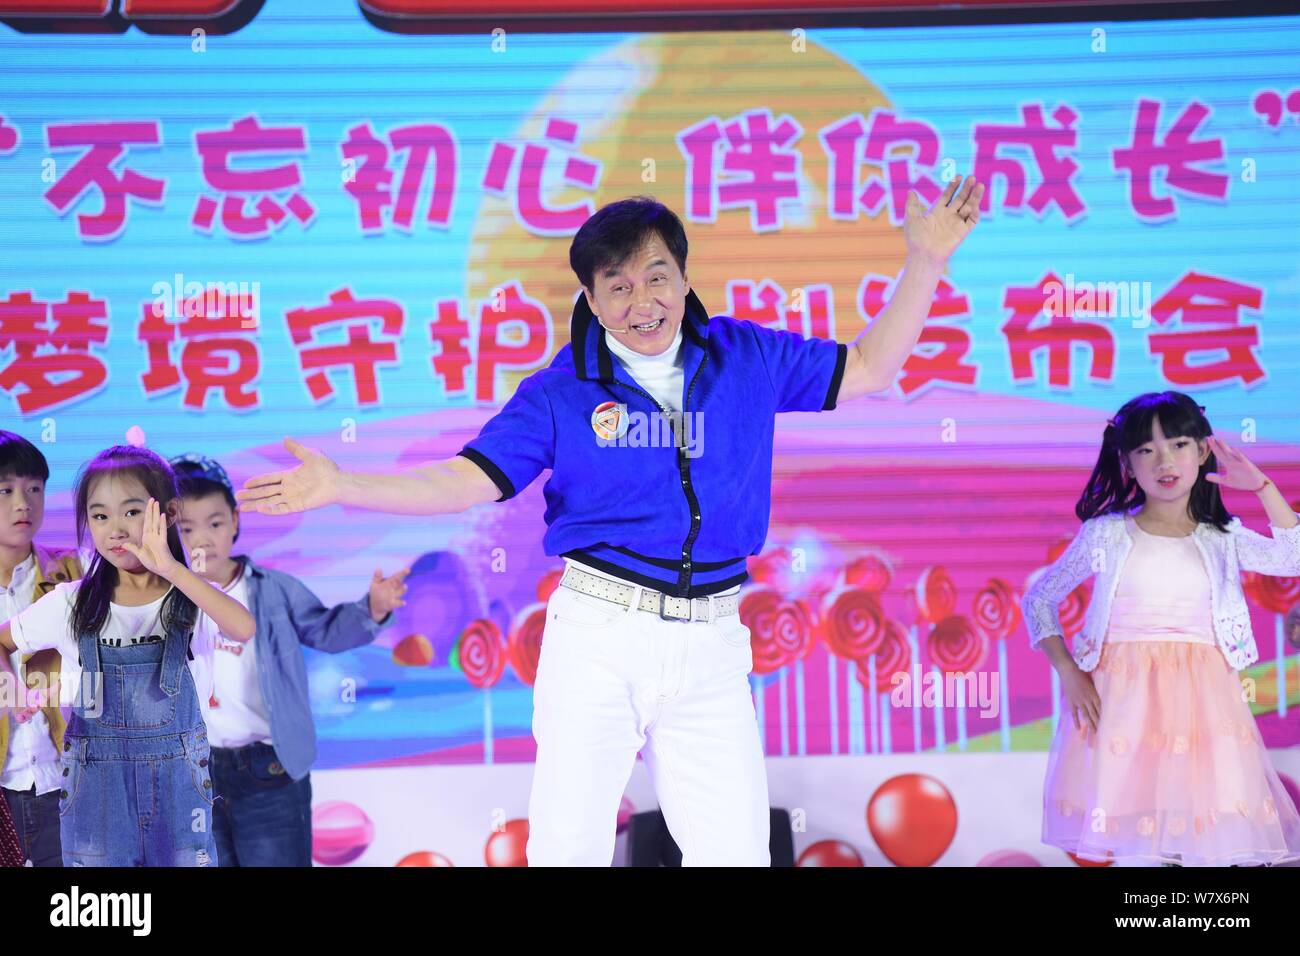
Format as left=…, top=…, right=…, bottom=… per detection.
left=205, top=565, right=272, bottom=748
left=9, top=581, right=220, bottom=717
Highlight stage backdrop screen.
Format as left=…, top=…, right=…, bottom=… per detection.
left=2, top=6, right=1298, bottom=769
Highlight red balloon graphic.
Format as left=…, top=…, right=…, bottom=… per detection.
left=927, top=614, right=989, bottom=674
left=507, top=602, right=547, bottom=686
left=797, top=840, right=864, bottom=867
left=914, top=566, right=957, bottom=624
left=821, top=586, right=885, bottom=660
left=842, top=549, right=893, bottom=593
left=738, top=587, right=812, bottom=674
left=1067, top=851, right=1114, bottom=867
left=457, top=618, right=506, bottom=689
left=536, top=568, right=564, bottom=603
left=1242, top=571, right=1300, bottom=614
left=866, top=773, right=958, bottom=867
left=854, top=618, right=911, bottom=693
left=977, top=849, right=1041, bottom=867
left=972, top=578, right=1022, bottom=642
left=396, top=851, right=454, bottom=867
left=485, top=818, right=529, bottom=867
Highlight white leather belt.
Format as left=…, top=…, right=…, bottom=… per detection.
left=559, top=566, right=739, bottom=622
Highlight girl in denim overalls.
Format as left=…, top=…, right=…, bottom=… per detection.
left=0, top=446, right=254, bottom=866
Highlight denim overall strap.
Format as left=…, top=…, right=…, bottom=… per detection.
left=74, top=629, right=102, bottom=718
left=159, top=621, right=190, bottom=698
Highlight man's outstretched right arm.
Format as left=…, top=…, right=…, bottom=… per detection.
left=236, top=438, right=503, bottom=517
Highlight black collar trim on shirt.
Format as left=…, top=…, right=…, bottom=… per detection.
left=570, top=287, right=711, bottom=384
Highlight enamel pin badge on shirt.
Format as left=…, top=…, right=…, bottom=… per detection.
left=591, top=401, right=629, bottom=441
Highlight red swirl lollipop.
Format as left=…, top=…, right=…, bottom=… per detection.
left=797, top=590, right=829, bottom=648
left=738, top=587, right=811, bottom=674
left=821, top=586, right=885, bottom=660
left=854, top=618, right=911, bottom=693
left=771, top=597, right=816, bottom=665
left=455, top=618, right=506, bottom=689
left=1242, top=571, right=1300, bottom=615
left=914, top=566, right=957, bottom=625
left=841, top=549, right=893, bottom=593
left=507, top=603, right=547, bottom=686
left=927, top=614, right=989, bottom=674
left=972, top=578, right=1022, bottom=642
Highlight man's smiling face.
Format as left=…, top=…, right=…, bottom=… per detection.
left=583, top=234, right=690, bottom=357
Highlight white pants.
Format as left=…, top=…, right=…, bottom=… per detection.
left=526, top=584, right=770, bottom=866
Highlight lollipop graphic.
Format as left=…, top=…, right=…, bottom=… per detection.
left=856, top=617, right=912, bottom=693
left=820, top=586, right=886, bottom=660
left=973, top=578, right=1022, bottom=751
left=928, top=614, right=989, bottom=674
left=912, top=566, right=958, bottom=752
left=507, top=602, right=547, bottom=686
left=821, top=586, right=887, bottom=754
left=454, top=618, right=506, bottom=763
left=739, top=587, right=814, bottom=757
left=854, top=617, right=910, bottom=755
left=973, top=578, right=1022, bottom=643
left=914, top=565, right=958, bottom=624
left=927, top=614, right=988, bottom=752
left=1243, top=570, right=1300, bottom=719
left=738, top=587, right=812, bottom=675
left=841, top=548, right=894, bottom=593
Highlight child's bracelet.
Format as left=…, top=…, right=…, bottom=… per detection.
left=1251, top=477, right=1272, bottom=494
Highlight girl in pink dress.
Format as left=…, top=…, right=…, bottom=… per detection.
left=1025, top=391, right=1300, bottom=866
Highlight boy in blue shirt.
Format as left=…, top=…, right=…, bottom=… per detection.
left=171, top=454, right=407, bottom=866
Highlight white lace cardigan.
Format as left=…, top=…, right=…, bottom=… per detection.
left=1023, top=509, right=1300, bottom=672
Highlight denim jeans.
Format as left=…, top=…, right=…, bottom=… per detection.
left=2, top=785, right=63, bottom=866
left=61, top=630, right=218, bottom=867
left=526, top=585, right=770, bottom=866
left=211, top=741, right=313, bottom=867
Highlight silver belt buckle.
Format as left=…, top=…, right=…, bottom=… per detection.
left=658, top=594, right=692, bottom=622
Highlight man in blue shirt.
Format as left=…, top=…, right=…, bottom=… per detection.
left=238, top=179, right=984, bottom=866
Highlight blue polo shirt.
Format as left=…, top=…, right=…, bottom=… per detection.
left=458, top=289, right=847, bottom=598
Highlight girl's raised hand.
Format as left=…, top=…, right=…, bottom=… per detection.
left=1205, top=435, right=1270, bottom=492
left=120, top=497, right=180, bottom=579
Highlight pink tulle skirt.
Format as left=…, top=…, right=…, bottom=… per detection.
left=1043, top=639, right=1300, bottom=866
